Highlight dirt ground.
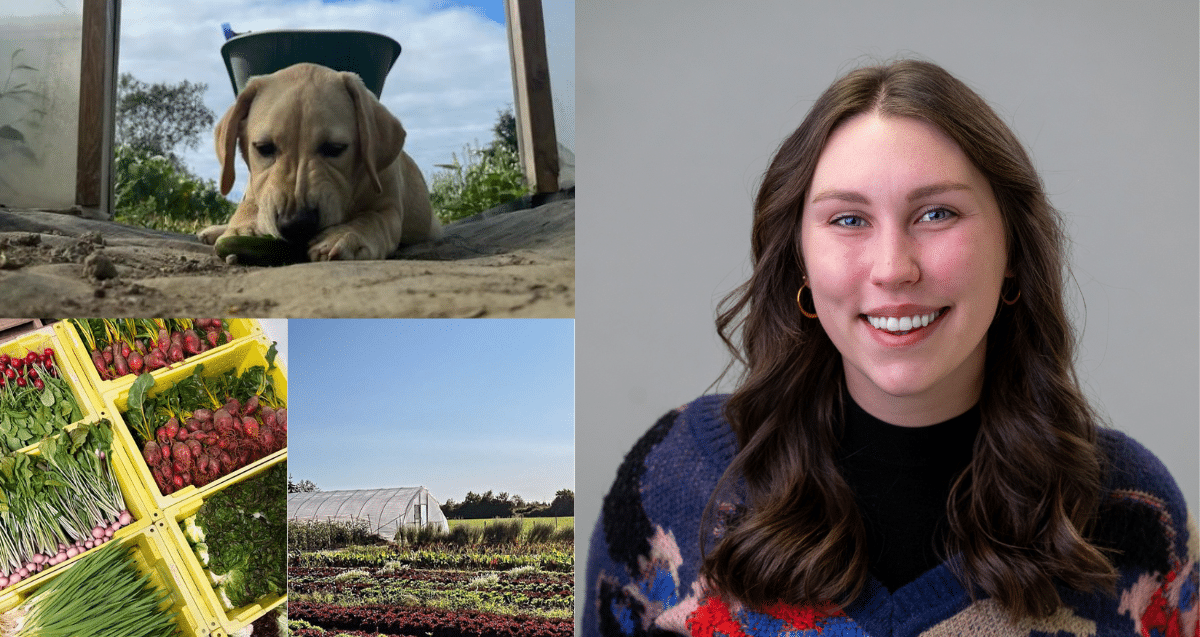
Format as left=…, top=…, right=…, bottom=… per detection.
left=0, top=198, right=573, bottom=317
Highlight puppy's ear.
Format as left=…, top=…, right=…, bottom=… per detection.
left=342, top=72, right=405, bottom=194
left=214, top=79, right=261, bottom=195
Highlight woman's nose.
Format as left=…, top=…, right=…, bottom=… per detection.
left=869, top=227, right=920, bottom=287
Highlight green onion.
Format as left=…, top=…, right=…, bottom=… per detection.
left=10, top=540, right=178, bottom=637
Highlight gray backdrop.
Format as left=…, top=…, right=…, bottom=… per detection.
left=576, top=0, right=1200, bottom=621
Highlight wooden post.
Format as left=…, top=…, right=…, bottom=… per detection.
left=504, top=0, right=559, bottom=194
left=75, top=0, right=118, bottom=218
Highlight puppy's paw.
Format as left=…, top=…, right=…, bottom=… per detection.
left=197, top=224, right=228, bottom=245
left=308, top=226, right=387, bottom=261
left=203, top=224, right=266, bottom=245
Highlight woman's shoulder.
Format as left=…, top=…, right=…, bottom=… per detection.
left=1091, top=427, right=1196, bottom=592
left=585, top=395, right=740, bottom=636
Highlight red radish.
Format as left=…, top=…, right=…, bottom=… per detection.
left=0, top=354, right=9, bottom=366
left=172, top=441, right=191, bottom=470
left=127, top=349, right=143, bottom=374
left=214, top=408, right=234, bottom=431
left=183, top=329, right=203, bottom=355
left=241, top=395, right=260, bottom=415
left=144, top=350, right=167, bottom=370
left=185, top=438, right=202, bottom=460
left=26, top=368, right=37, bottom=380
left=24, top=352, right=36, bottom=365
left=143, top=441, right=162, bottom=465
left=112, top=345, right=129, bottom=377
left=15, top=377, right=25, bottom=388
left=32, top=379, right=43, bottom=390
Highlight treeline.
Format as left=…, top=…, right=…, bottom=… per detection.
left=441, top=489, right=573, bottom=519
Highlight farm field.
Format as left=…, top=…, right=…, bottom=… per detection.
left=448, top=516, right=574, bottom=532
left=288, top=537, right=573, bottom=636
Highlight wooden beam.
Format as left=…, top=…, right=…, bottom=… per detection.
left=74, top=0, right=118, bottom=218
left=75, top=0, right=105, bottom=210
left=505, top=0, right=559, bottom=194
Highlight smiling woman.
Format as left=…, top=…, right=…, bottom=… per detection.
left=583, top=60, right=1197, bottom=637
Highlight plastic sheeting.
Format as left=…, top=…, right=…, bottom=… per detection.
left=288, top=486, right=450, bottom=539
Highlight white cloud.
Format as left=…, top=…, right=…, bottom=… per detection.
left=118, top=0, right=513, bottom=200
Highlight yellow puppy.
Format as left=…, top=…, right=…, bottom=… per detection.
left=199, top=63, right=439, bottom=261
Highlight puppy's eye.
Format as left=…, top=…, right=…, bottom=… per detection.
left=318, top=142, right=348, bottom=158
left=254, top=142, right=276, bottom=157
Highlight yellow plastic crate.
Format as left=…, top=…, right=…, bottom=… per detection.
left=55, top=319, right=263, bottom=404
left=105, top=336, right=287, bottom=511
left=159, top=451, right=287, bottom=636
left=0, top=419, right=156, bottom=606
left=0, top=325, right=100, bottom=452
left=0, top=525, right=221, bottom=637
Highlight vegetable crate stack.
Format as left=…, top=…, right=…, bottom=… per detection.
left=0, top=321, right=286, bottom=636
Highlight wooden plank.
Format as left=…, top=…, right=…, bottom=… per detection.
left=505, top=0, right=559, bottom=194
left=75, top=0, right=106, bottom=209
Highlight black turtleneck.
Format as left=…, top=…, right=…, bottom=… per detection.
left=836, top=396, right=981, bottom=592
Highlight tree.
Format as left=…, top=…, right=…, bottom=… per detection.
left=489, top=107, right=517, bottom=156
left=288, top=475, right=319, bottom=493
left=116, top=73, right=214, bottom=169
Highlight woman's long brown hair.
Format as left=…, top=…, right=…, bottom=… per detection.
left=702, top=59, right=1116, bottom=618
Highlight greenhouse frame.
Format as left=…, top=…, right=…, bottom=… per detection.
left=287, top=486, right=450, bottom=539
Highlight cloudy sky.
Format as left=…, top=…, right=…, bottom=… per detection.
left=117, top=0, right=573, bottom=200
left=285, top=319, right=574, bottom=505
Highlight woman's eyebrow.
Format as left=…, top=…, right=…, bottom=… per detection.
left=809, top=189, right=870, bottom=205
left=907, top=181, right=972, bottom=201
left=809, top=181, right=973, bottom=205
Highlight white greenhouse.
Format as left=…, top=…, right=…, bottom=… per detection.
left=287, top=486, right=449, bottom=539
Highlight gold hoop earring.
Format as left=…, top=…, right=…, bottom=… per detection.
left=1001, top=287, right=1021, bottom=306
left=797, top=282, right=818, bottom=319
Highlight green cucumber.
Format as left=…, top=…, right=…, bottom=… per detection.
left=213, top=234, right=307, bottom=266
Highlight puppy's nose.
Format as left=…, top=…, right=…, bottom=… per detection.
left=278, top=207, right=320, bottom=244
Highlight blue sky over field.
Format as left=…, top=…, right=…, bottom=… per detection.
left=286, top=319, right=574, bottom=505
left=118, top=0, right=573, bottom=200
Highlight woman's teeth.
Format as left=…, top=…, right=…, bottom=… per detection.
left=868, top=309, right=941, bottom=333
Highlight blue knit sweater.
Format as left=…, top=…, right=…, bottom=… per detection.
left=584, top=394, right=1198, bottom=637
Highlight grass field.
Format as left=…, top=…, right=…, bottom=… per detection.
left=447, top=517, right=574, bottom=532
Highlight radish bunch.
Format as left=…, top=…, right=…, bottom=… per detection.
left=0, top=348, right=57, bottom=391
left=0, top=512, right=133, bottom=589
left=0, top=346, right=83, bottom=452
left=143, top=395, right=287, bottom=495
left=69, top=318, right=234, bottom=381
left=0, top=422, right=131, bottom=590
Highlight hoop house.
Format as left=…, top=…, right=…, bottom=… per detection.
left=287, top=486, right=449, bottom=539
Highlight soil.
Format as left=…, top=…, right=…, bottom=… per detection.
left=0, top=198, right=573, bottom=317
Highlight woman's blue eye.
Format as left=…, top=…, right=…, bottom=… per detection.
left=832, top=215, right=866, bottom=227
left=919, top=207, right=955, bottom=222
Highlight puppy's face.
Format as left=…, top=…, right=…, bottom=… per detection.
left=215, top=63, right=405, bottom=245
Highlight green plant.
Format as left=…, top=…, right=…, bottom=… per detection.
left=113, top=144, right=234, bottom=234
left=429, top=142, right=528, bottom=224
left=481, top=519, right=523, bottom=545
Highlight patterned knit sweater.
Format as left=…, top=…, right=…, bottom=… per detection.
left=584, top=394, right=1199, bottom=637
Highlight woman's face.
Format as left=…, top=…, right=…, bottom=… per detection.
left=800, top=113, right=1009, bottom=426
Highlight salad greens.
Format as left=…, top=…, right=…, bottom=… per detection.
left=188, top=461, right=285, bottom=609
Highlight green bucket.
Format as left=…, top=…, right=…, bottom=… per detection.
left=220, top=29, right=402, bottom=98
